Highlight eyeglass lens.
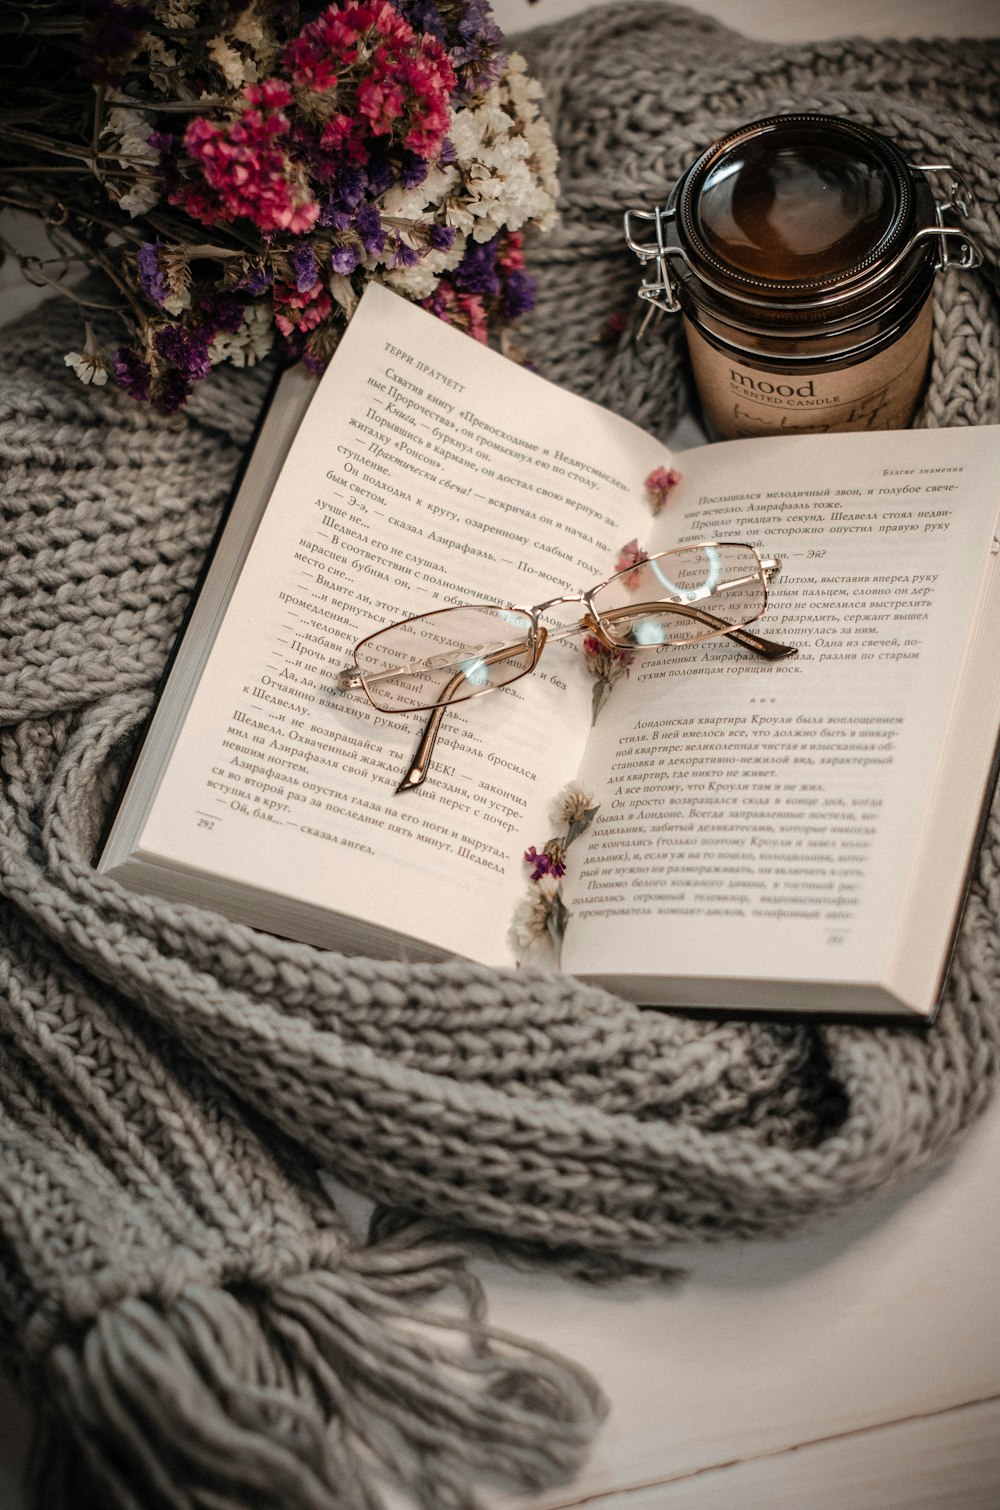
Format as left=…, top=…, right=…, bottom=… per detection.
left=592, top=543, right=766, bottom=647
left=355, top=604, right=536, bottom=713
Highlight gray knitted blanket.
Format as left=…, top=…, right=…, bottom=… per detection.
left=2, top=5, right=999, bottom=1507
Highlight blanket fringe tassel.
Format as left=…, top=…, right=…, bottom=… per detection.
left=26, top=1244, right=607, bottom=1510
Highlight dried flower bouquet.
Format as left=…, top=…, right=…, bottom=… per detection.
left=0, top=0, right=559, bottom=410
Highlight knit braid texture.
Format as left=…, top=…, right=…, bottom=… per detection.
left=1, top=6, right=998, bottom=1508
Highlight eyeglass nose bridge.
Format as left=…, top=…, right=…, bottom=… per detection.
left=529, top=591, right=588, bottom=617
left=522, top=592, right=616, bottom=650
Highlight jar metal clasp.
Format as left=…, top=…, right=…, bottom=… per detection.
left=623, top=206, right=684, bottom=332
left=912, top=163, right=983, bottom=271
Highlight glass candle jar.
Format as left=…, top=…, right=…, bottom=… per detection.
left=625, top=114, right=981, bottom=440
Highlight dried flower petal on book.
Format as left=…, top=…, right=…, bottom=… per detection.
left=614, top=538, right=649, bottom=588
left=510, top=786, right=599, bottom=965
left=645, top=465, right=682, bottom=513
left=583, top=634, right=634, bottom=725
left=523, top=845, right=566, bottom=881
left=548, top=783, right=598, bottom=832
left=507, top=873, right=562, bottom=961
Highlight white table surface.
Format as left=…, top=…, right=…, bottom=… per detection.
left=3, top=3, right=999, bottom=1506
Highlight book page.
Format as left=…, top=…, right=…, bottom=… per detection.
left=560, top=425, right=1000, bottom=1010
left=128, top=284, right=660, bottom=963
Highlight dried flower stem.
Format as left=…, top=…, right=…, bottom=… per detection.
left=105, top=96, right=227, bottom=114
left=90, top=83, right=104, bottom=163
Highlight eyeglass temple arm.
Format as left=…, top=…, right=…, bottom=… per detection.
left=685, top=605, right=797, bottom=660
left=396, top=702, right=449, bottom=793
left=546, top=602, right=797, bottom=660
left=395, top=633, right=547, bottom=794
left=712, top=621, right=798, bottom=660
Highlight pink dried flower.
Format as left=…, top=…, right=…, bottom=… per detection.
left=357, top=72, right=407, bottom=136
left=177, top=83, right=319, bottom=235
left=457, top=291, right=488, bottom=343
left=284, top=3, right=455, bottom=160
left=284, top=4, right=371, bottom=87
left=614, top=537, right=648, bottom=588
left=645, top=465, right=682, bottom=514
left=273, top=276, right=333, bottom=336
left=583, top=634, right=633, bottom=675
left=497, top=230, right=525, bottom=273
left=583, top=633, right=634, bottom=724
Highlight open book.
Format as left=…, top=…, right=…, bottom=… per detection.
left=98, top=283, right=1000, bottom=1018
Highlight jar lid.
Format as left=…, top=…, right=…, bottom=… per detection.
left=671, top=114, right=931, bottom=301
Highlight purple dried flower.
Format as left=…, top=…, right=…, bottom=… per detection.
left=439, top=137, right=457, bottom=167
left=428, top=223, right=456, bottom=252
left=200, top=291, right=245, bottom=337
left=367, top=153, right=394, bottom=198
left=301, top=349, right=327, bottom=376
left=137, top=242, right=169, bottom=308
left=394, top=1, right=446, bottom=42
left=240, top=262, right=272, bottom=296
left=455, top=236, right=499, bottom=297
left=318, top=167, right=371, bottom=230
left=158, top=367, right=192, bottom=414
left=392, top=240, right=422, bottom=269
left=502, top=269, right=536, bottom=321
left=523, top=846, right=566, bottom=882
left=319, top=203, right=352, bottom=231
left=400, top=153, right=428, bottom=189
left=111, top=347, right=151, bottom=401
left=331, top=244, right=361, bottom=275
left=154, top=324, right=212, bottom=382
left=355, top=202, right=385, bottom=255
left=335, top=165, right=367, bottom=210
left=289, top=243, right=319, bottom=293
left=451, top=0, right=507, bottom=96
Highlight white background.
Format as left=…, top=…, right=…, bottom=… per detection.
left=3, top=3, right=1000, bottom=1507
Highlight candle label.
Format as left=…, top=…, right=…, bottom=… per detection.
left=685, top=299, right=932, bottom=440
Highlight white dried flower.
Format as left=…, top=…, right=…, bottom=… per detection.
left=154, top=0, right=197, bottom=28
left=143, top=33, right=180, bottom=93
left=507, top=874, right=561, bottom=961
left=369, top=168, right=466, bottom=288
left=208, top=36, right=258, bottom=90
left=232, top=4, right=273, bottom=56
left=379, top=165, right=457, bottom=223
left=64, top=322, right=108, bottom=386
left=64, top=350, right=108, bottom=387
left=549, top=782, right=597, bottom=830
left=101, top=108, right=160, bottom=218
left=381, top=261, right=441, bottom=299
left=208, top=302, right=274, bottom=368
left=442, top=54, right=560, bottom=245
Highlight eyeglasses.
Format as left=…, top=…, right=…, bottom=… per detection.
left=337, top=541, right=796, bottom=792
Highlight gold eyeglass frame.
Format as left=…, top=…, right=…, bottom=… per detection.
left=337, top=541, right=796, bottom=792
